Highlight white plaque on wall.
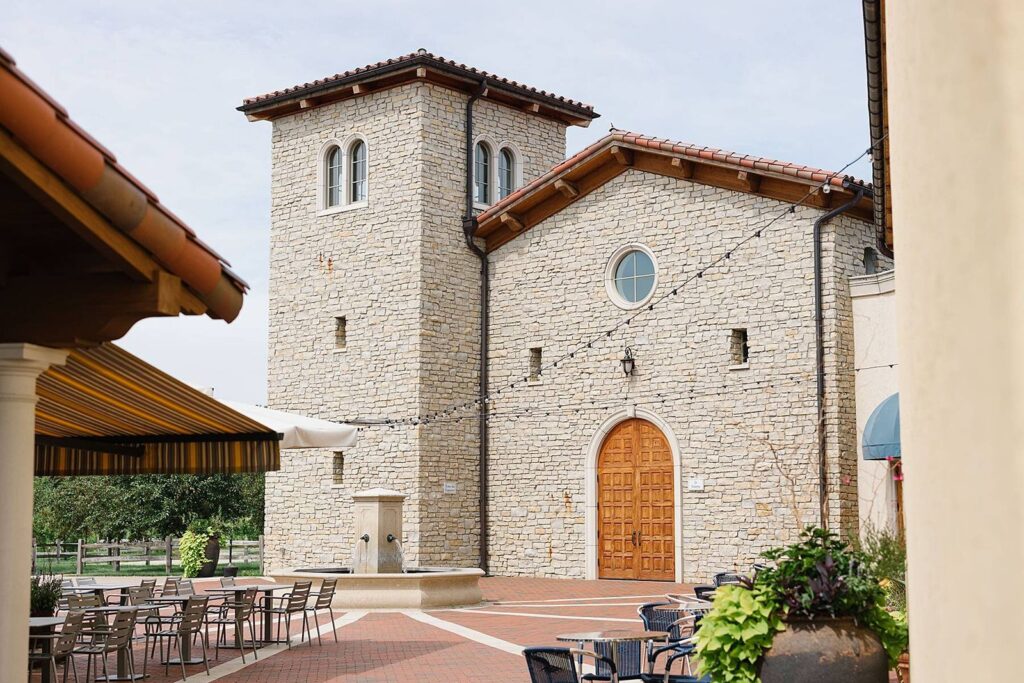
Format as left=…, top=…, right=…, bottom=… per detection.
left=443, top=482, right=457, bottom=494
left=687, top=478, right=705, bottom=492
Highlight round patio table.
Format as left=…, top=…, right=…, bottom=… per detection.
left=29, top=616, right=66, bottom=683
left=205, top=585, right=280, bottom=649
left=64, top=583, right=137, bottom=605
left=557, top=629, right=668, bottom=673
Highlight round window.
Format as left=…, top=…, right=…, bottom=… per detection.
left=605, top=245, right=658, bottom=309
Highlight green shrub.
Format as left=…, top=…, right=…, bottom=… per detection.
left=30, top=574, right=63, bottom=615
left=696, top=527, right=909, bottom=682
left=178, top=530, right=208, bottom=578
left=857, top=524, right=907, bottom=613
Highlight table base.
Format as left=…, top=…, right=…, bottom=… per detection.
left=164, top=656, right=206, bottom=666
left=94, top=675, right=144, bottom=682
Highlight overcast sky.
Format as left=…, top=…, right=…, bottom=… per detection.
left=3, top=1, right=870, bottom=404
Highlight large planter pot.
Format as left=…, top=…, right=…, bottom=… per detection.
left=197, top=535, right=221, bottom=578
left=758, top=617, right=888, bottom=683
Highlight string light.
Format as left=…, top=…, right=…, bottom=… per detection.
left=366, top=137, right=885, bottom=428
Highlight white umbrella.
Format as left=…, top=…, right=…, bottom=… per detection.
left=217, top=399, right=359, bottom=449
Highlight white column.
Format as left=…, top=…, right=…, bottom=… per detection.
left=0, top=344, right=67, bottom=681
left=887, top=1, right=1024, bottom=679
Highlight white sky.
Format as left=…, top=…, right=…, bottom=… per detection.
left=3, top=1, right=871, bottom=403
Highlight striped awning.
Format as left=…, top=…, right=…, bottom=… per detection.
left=34, top=343, right=281, bottom=476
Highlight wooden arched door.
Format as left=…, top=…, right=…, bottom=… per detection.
left=597, top=418, right=675, bottom=580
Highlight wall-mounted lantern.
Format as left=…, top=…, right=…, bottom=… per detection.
left=621, top=347, right=636, bottom=376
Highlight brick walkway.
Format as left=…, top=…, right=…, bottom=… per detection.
left=33, top=575, right=900, bottom=682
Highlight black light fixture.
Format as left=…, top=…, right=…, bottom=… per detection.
left=621, top=346, right=636, bottom=376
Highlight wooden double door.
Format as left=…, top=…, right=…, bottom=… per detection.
left=597, top=418, right=675, bottom=581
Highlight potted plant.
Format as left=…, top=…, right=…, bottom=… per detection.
left=199, top=517, right=224, bottom=578
left=695, top=527, right=908, bottom=683
left=859, top=525, right=910, bottom=682
left=30, top=574, right=63, bottom=617
left=179, top=522, right=209, bottom=579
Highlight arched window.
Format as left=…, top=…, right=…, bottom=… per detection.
left=349, top=139, right=367, bottom=203
left=605, top=244, right=659, bottom=309
left=498, top=147, right=515, bottom=199
left=474, top=142, right=491, bottom=204
left=326, top=146, right=342, bottom=208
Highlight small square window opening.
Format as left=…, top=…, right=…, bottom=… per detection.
left=332, top=452, right=345, bottom=485
left=529, top=348, right=542, bottom=381
left=730, top=329, right=749, bottom=365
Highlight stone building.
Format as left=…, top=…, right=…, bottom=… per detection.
left=241, top=51, right=888, bottom=582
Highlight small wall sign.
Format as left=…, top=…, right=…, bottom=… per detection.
left=687, top=478, right=705, bottom=492
left=443, top=482, right=457, bottom=494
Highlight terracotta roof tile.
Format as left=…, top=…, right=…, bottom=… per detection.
left=241, top=49, right=596, bottom=117
left=477, top=131, right=867, bottom=224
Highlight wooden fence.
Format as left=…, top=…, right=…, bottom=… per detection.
left=32, top=536, right=264, bottom=575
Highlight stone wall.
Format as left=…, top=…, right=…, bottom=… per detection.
left=485, top=169, right=882, bottom=580
left=264, top=81, right=565, bottom=571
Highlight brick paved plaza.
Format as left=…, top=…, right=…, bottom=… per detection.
left=35, top=576, right=697, bottom=682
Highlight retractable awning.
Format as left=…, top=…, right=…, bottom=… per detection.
left=216, top=399, right=359, bottom=450
left=34, top=343, right=281, bottom=475
left=862, top=392, right=901, bottom=460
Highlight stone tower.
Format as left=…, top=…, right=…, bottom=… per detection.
left=240, top=52, right=596, bottom=570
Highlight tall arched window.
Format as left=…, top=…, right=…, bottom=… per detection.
left=474, top=142, right=491, bottom=204
left=349, top=139, right=367, bottom=203
left=326, top=146, right=343, bottom=207
left=498, top=147, right=515, bottom=199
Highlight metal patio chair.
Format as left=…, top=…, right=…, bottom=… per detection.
left=524, top=646, right=618, bottom=683
left=219, top=576, right=236, bottom=587
left=208, top=587, right=259, bottom=663
left=305, top=578, right=339, bottom=645
left=143, top=595, right=210, bottom=680
left=264, top=581, right=313, bottom=648
left=637, top=603, right=698, bottom=676
left=73, top=607, right=138, bottom=683
left=28, top=610, right=84, bottom=683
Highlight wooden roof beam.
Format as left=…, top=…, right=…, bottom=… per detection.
left=554, top=178, right=579, bottom=198
left=610, top=145, right=633, bottom=166
left=670, top=157, right=695, bottom=178
left=499, top=212, right=525, bottom=233
left=737, top=170, right=762, bottom=192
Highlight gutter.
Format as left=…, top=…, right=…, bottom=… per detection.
left=462, top=81, right=490, bottom=574
left=813, top=185, right=867, bottom=531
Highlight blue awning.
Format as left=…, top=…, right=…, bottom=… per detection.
left=863, top=392, right=900, bottom=460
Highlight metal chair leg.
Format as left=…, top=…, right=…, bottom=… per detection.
left=330, top=607, right=338, bottom=643
left=284, top=612, right=292, bottom=648
left=177, top=635, right=187, bottom=682
left=249, top=618, right=259, bottom=660
left=200, top=635, right=210, bottom=676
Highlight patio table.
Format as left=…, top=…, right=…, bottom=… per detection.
left=29, top=616, right=66, bottom=683
left=557, top=629, right=668, bottom=674
left=64, top=582, right=137, bottom=606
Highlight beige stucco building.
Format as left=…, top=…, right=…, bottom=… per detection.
left=243, top=51, right=889, bottom=582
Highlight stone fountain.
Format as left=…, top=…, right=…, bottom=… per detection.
left=271, top=488, right=483, bottom=608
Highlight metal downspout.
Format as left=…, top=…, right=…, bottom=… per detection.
left=462, top=81, right=490, bottom=574
left=813, top=186, right=866, bottom=531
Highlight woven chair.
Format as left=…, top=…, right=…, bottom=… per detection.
left=637, top=603, right=698, bottom=675
left=587, top=640, right=644, bottom=681
left=28, top=610, right=84, bottom=683
left=524, top=647, right=618, bottom=683
left=713, top=572, right=745, bottom=586
left=143, top=596, right=210, bottom=680
left=264, top=581, right=313, bottom=648
left=74, top=608, right=138, bottom=683
left=305, top=578, right=339, bottom=645
left=208, top=587, right=259, bottom=663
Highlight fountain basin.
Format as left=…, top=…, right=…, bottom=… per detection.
left=271, top=567, right=484, bottom=609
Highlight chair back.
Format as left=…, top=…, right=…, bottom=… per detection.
left=51, top=611, right=85, bottom=658
left=638, top=602, right=692, bottom=641
left=287, top=581, right=312, bottom=612
left=594, top=640, right=642, bottom=679
left=161, top=577, right=179, bottom=595
left=128, top=585, right=154, bottom=605
left=713, top=571, right=745, bottom=587
left=177, top=579, right=195, bottom=596
left=68, top=592, right=103, bottom=609
left=103, top=609, right=138, bottom=650
left=177, top=597, right=209, bottom=634
left=523, top=647, right=579, bottom=683
left=76, top=577, right=97, bottom=586
left=315, top=578, right=337, bottom=609
left=220, top=576, right=236, bottom=587
left=61, top=579, right=75, bottom=590
left=233, top=588, right=258, bottom=621
left=139, top=578, right=157, bottom=591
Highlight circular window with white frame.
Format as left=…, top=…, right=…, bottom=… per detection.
left=605, top=244, right=658, bottom=309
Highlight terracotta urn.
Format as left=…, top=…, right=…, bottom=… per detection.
left=758, top=617, right=888, bottom=683
left=896, top=652, right=910, bottom=682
